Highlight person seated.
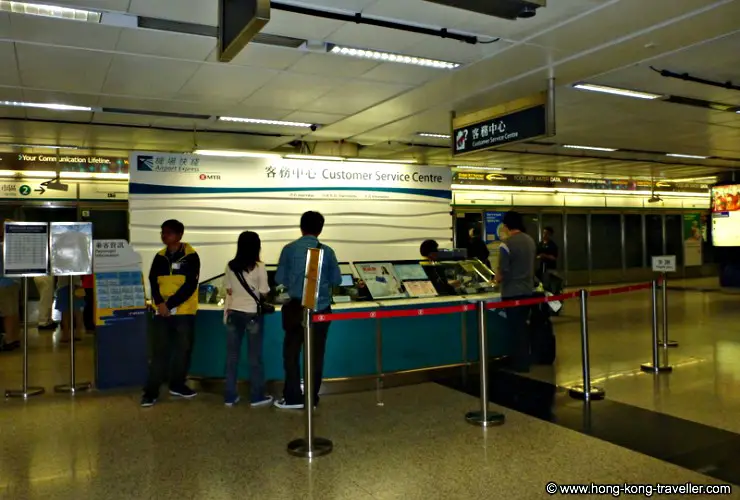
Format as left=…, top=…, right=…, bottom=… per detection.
left=420, top=239, right=439, bottom=261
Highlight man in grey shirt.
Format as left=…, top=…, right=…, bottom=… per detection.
left=496, top=211, right=536, bottom=372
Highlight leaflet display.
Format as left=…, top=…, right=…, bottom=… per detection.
left=50, top=222, right=93, bottom=275
left=403, top=280, right=438, bottom=298
left=356, top=263, right=407, bottom=300
left=2, top=222, right=49, bottom=277
left=394, top=263, right=428, bottom=281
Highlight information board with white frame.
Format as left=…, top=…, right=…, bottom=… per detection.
left=651, top=255, right=677, bottom=273
left=2, top=222, right=49, bottom=277
left=50, top=222, right=93, bottom=276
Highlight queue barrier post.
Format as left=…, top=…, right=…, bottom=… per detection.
left=465, top=301, right=505, bottom=427
left=568, top=289, right=605, bottom=401
left=5, top=277, right=45, bottom=399
left=287, top=308, right=333, bottom=458
left=641, top=280, right=673, bottom=374
left=661, top=274, right=678, bottom=348
left=54, top=276, right=92, bottom=394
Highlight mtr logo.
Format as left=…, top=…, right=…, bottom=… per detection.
left=199, top=173, right=221, bottom=181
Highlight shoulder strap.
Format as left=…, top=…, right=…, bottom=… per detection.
left=233, top=268, right=262, bottom=306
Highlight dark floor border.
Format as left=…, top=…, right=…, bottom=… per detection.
left=436, top=370, right=740, bottom=485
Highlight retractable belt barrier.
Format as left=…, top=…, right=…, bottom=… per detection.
left=312, top=282, right=653, bottom=323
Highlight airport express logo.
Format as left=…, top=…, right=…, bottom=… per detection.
left=137, top=155, right=220, bottom=180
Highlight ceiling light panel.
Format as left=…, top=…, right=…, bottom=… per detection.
left=218, top=116, right=313, bottom=128
left=562, top=144, right=618, bottom=152
left=666, top=153, right=708, bottom=160
left=418, top=132, right=451, bottom=139
left=0, top=101, right=93, bottom=112
left=573, top=83, right=662, bottom=100
left=329, top=46, right=459, bottom=69
left=0, top=1, right=101, bottom=22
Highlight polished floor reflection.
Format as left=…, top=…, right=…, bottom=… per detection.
left=1, top=281, right=740, bottom=498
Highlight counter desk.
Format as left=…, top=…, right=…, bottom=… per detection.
left=189, top=293, right=511, bottom=385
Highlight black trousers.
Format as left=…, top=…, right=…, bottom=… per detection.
left=144, top=315, right=195, bottom=398
left=504, top=295, right=533, bottom=373
left=281, top=300, right=331, bottom=405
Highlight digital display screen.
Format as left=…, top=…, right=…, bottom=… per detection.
left=712, top=185, right=740, bottom=247
left=340, top=274, right=354, bottom=287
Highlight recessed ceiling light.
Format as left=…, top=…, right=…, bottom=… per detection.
left=455, top=166, right=504, bottom=171
left=0, top=1, right=101, bottom=22
left=193, top=150, right=281, bottom=159
left=0, top=100, right=92, bottom=112
left=329, top=45, right=459, bottom=69
left=666, top=153, right=708, bottom=160
left=418, top=132, right=451, bottom=139
left=218, top=116, right=313, bottom=128
left=285, top=154, right=344, bottom=161
left=573, top=83, right=662, bottom=100
left=3, top=143, right=79, bottom=149
left=562, top=144, right=617, bottom=152
left=346, top=158, right=417, bottom=164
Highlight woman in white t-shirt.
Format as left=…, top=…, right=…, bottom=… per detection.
left=223, top=231, right=271, bottom=407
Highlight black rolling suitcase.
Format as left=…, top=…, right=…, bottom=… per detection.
left=530, top=295, right=556, bottom=365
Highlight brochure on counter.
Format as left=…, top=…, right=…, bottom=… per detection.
left=356, top=262, right=408, bottom=300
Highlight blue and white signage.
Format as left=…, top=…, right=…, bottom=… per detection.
left=130, top=153, right=451, bottom=201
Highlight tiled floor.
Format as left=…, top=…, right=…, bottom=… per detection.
left=2, top=288, right=740, bottom=498
left=1, top=383, right=736, bottom=500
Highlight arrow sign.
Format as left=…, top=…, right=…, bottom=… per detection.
left=34, top=186, right=45, bottom=195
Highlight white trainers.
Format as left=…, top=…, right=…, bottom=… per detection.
left=273, top=398, right=303, bottom=410
left=250, top=395, right=274, bottom=408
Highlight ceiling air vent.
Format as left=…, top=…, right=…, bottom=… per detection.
left=422, top=0, right=546, bottom=20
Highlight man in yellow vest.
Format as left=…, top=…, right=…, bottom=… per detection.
left=141, top=219, right=200, bottom=407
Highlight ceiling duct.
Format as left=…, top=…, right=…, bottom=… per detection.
left=423, top=0, right=546, bottom=20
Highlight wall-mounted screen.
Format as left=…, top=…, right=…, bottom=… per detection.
left=712, top=185, right=740, bottom=247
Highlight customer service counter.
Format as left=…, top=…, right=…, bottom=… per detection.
left=188, top=259, right=513, bottom=384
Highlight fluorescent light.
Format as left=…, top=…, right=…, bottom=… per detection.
left=451, top=184, right=708, bottom=198
left=0, top=170, right=56, bottom=178
left=2, top=143, right=79, bottom=149
left=193, top=150, right=281, bottom=159
left=418, top=132, right=451, bottom=139
left=329, top=45, right=459, bottom=69
left=573, top=83, right=662, bottom=100
left=346, top=158, right=417, bottom=164
left=455, top=166, right=504, bottom=171
left=666, top=153, right=708, bottom=160
left=218, top=116, right=313, bottom=128
left=0, top=100, right=92, bottom=112
left=0, top=1, right=101, bottom=22
left=60, top=172, right=128, bottom=180
left=563, top=144, right=617, bottom=152
left=285, top=154, right=344, bottom=161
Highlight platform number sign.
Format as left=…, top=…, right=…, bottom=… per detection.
left=651, top=255, right=676, bottom=273
left=18, top=185, right=31, bottom=196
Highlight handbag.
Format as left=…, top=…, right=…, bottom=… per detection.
left=232, top=267, right=276, bottom=315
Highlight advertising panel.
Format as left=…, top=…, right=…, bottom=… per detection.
left=683, top=213, right=703, bottom=266
left=711, top=184, right=740, bottom=247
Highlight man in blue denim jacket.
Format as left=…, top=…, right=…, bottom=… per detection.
left=274, top=211, right=341, bottom=409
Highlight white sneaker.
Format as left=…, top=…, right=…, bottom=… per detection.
left=250, top=395, right=274, bottom=408
left=273, top=398, right=303, bottom=410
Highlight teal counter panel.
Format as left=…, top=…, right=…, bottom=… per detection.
left=465, top=309, right=512, bottom=361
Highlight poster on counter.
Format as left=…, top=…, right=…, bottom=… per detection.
left=356, top=263, right=407, bottom=300
left=50, top=222, right=93, bottom=275
left=403, top=280, right=438, bottom=298
left=2, top=222, right=49, bottom=277
left=683, top=213, right=703, bottom=267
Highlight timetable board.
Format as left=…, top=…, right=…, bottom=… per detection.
left=2, top=222, right=49, bottom=277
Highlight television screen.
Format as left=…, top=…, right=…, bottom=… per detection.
left=711, top=184, right=740, bottom=247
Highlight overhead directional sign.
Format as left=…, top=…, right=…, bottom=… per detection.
left=452, top=92, right=552, bottom=156
left=218, top=0, right=270, bottom=62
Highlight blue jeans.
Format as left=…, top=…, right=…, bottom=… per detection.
left=225, top=311, right=265, bottom=402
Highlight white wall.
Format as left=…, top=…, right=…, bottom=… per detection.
left=129, top=154, right=452, bottom=281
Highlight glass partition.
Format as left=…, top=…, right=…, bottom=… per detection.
left=645, top=214, right=664, bottom=260
left=566, top=214, right=589, bottom=272
left=591, top=214, right=622, bottom=270
left=624, top=214, right=644, bottom=268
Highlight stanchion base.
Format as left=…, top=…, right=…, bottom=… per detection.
left=568, top=385, right=605, bottom=401
left=54, top=382, right=92, bottom=394
left=465, top=410, right=505, bottom=427
left=287, top=437, right=333, bottom=458
left=5, top=387, right=45, bottom=399
left=663, top=340, right=679, bottom=348
left=640, top=363, right=673, bottom=373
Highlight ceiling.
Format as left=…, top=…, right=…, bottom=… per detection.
left=0, top=0, right=738, bottom=180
